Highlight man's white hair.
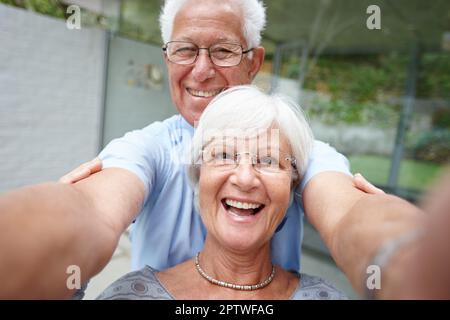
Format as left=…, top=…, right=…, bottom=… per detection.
left=159, top=0, right=266, bottom=48
left=188, top=85, right=314, bottom=193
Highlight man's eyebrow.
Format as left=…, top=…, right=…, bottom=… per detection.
left=215, top=37, right=239, bottom=43
left=172, top=37, right=240, bottom=44
left=173, top=36, right=194, bottom=42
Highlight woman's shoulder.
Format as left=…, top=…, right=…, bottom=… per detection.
left=290, top=272, right=348, bottom=300
left=96, top=266, right=174, bottom=300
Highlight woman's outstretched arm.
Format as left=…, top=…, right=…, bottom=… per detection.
left=0, top=168, right=145, bottom=299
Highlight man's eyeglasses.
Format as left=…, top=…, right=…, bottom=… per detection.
left=162, top=41, right=254, bottom=67
left=201, top=149, right=298, bottom=177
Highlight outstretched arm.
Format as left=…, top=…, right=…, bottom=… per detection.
left=0, top=168, right=145, bottom=299
left=374, top=172, right=450, bottom=299
left=303, top=171, right=423, bottom=296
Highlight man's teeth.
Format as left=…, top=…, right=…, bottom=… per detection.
left=225, top=199, right=261, bottom=210
left=188, top=88, right=222, bottom=97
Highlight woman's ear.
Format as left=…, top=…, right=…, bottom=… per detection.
left=291, top=169, right=301, bottom=187
left=291, top=174, right=301, bottom=197
left=288, top=177, right=302, bottom=208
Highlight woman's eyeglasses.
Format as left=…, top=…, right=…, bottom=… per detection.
left=201, top=149, right=298, bottom=177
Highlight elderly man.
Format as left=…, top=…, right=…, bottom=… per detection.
left=0, top=0, right=422, bottom=299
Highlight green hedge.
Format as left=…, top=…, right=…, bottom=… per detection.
left=407, top=129, right=450, bottom=164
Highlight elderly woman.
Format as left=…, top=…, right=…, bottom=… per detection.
left=96, top=86, right=346, bottom=300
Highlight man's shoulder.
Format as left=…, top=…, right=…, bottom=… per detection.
left=311, top=139, right=340, bottom=155
left=298, top=140, right=351, bottom=192
left=113, top=114, right=190, bottom=149
left=139, top=114, right=185, bottom=137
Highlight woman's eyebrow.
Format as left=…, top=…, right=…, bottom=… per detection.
left=203, top=141, right=235, bottom=150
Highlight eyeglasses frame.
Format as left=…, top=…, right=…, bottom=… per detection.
left=162, top=41, right=254, bottom=67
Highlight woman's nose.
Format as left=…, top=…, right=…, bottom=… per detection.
left=191, top=50, right=216, bottom=82
left=230, top=162, right=261, bottom=192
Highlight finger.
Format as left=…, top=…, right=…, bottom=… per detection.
left=59, top=163, right=89, bottom=184
left=59, top=167, right=90, bottom=184
left=88, top=157, right=102, bottom=173
left=58, top=158, right=102, bottom=184
left=58, top=175, right=71, bottom=184
left=353, top=173, right=385, bottom=194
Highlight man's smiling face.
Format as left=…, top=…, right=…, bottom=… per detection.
left=164, top=0, right=264, bottom=125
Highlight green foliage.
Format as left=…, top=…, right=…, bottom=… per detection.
left=306, top=98, right=400, bottom=128
left=280, top=52, right=450, bottom=128
left=117, top=0, right=162, bottom=44
left=25, top=0, right=65, bottom=18
left=284, top=53, right=408, bottom=102
left=432, top=109, right=450, bottom=129
left=288, top=53, right=407, bottom=127
left=0, top=0, right=66, bottom=18
left=419, top=53, right=450, bottom=99
left=407, top=129, right=450, bottom=164
left=0, top=0, right=24, bottom=6
left=0, top=0, right=110, bottom=29
left=285, top=51, right=450, bottom=101
left=1, top=0, right=19, bottom=6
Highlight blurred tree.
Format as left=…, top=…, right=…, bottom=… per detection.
left=0, top=0, right=67, bottom=18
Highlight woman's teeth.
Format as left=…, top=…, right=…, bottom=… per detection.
left=225, top=199, right=262, bottom=210
left=223, top=199, right=264, bottom=217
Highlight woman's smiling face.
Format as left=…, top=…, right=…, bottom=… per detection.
left=198, top=131, right=295, bottom=253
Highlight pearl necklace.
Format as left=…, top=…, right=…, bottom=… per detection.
left=194, top=252, right=276, bottom=291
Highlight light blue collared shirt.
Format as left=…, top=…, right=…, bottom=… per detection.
left=99, top=114, right=350, bottom=272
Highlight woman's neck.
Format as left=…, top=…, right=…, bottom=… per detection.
left=155, top=235, right=300, bottom=300
left=199, top=235, right=274, bottom=286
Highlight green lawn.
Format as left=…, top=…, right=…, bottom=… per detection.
left=348, top=155, right=444, bottom=192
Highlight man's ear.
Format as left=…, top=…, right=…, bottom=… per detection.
left=163, top=52, right=169, bottom=65
left=248, top=46, right=265, bottom=80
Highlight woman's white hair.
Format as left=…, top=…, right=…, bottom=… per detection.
left=188, top=85, right=314, bottom=197
left=159, top=0, right=266, bottom=49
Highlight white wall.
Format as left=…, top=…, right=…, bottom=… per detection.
left=0, top=4, right=106, bottom=192
left=102, top=35, right=176, bottom=147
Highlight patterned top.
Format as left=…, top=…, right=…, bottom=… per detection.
left=96, top=266, right=347, bottom=300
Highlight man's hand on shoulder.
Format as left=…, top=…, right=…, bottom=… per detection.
left=59, top=158, right=103, bottom=184
left=352, top=173, right=385, bottom=195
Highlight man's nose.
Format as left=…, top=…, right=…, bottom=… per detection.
left=191, top=49, right=216, bottom=82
